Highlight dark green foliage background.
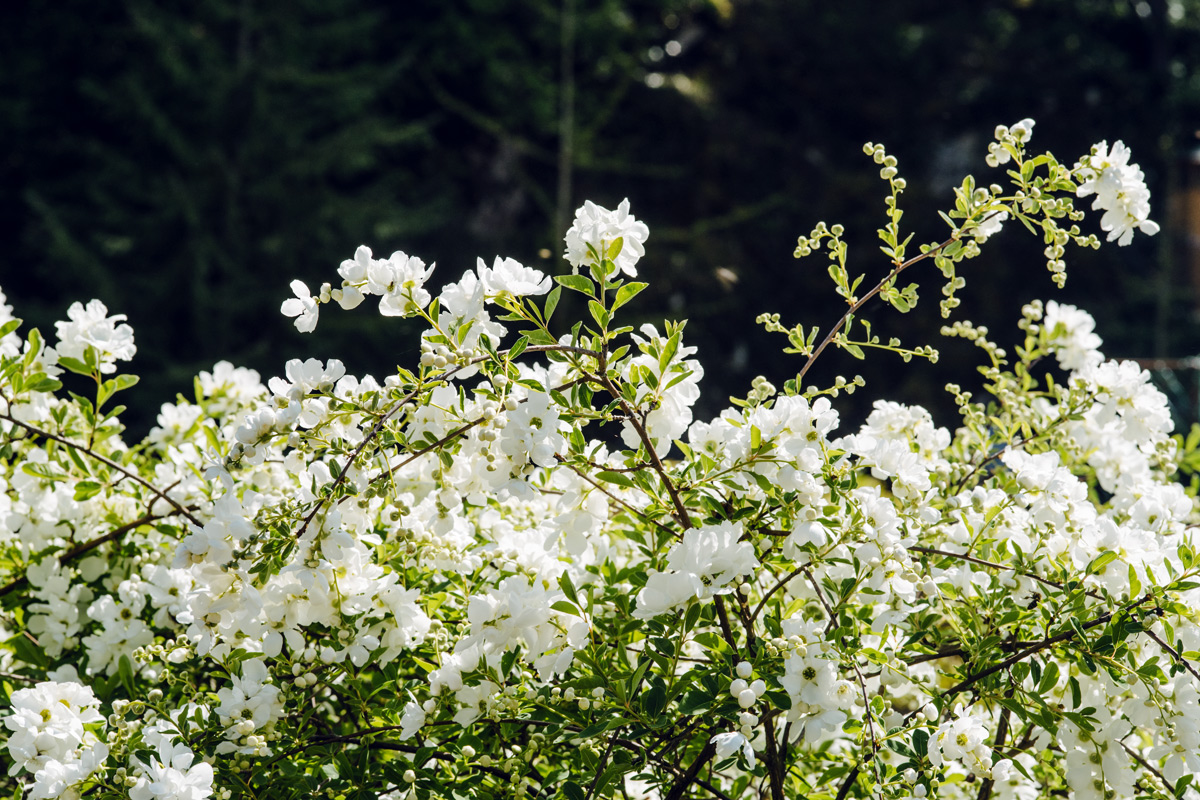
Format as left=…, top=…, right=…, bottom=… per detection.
left=2, top=0, right=1195, bottom=434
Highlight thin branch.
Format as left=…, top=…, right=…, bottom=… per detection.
left=590, top=371, right=692, bottom=530
left=1, top=412, right=199, bottom=525
left=796, top=227, right=973, bottom=382
left=908, top=545, right=1090, bottom=597
left=559, top=458, right=677, bottom=537
left=293, top=343, right=600, bottom=539
left=942, top=595, right=1151, bottom=699
left=0, top=510, right=181, bottom=598
left=1143, top=626, right=1200, bottom=682
left=750, top=564, right=808, bottom=624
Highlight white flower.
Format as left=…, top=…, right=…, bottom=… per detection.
left=973, top=209, right=1008, bottom=242
left=2, top=681, right=107, bottom=794
left=365, top=250, right=433, bottom=317
left=563, top=198, right=649, bottom=277
left=1042, top=300, right=1102, bottom=372
left=635, top=521, right=758, bottom=618
left=1075, top=140, right=1159, bottom=246
left=711, top=731, right=756, bottom=768
left=54, top=298, right=136, bottom=373
left=129, top=739, right=214, bottom=800
left=280, top=280, right=319, bottom=332
left=478, top=256, right=551, bottom=297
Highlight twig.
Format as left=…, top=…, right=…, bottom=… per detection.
left=0, top=510, right=181, bottom=598
left=942, top=595, right=1151, bottom=699
left=1, top=412, right=199, bottom=526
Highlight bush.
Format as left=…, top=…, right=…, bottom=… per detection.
left=0, top=121, right=1192, bottom=800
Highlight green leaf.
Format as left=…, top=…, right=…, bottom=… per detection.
left=611, top=281, right=647, bottom=314
left=562, top=781, right=587, bottom=800
left=559, top=573, right=580, bottom=606
left=555, top=274, right=597, bottom=297
left=26, top=374, right=62, bottom=394
left=507, top=336, right=529, bottom=360
left=543, top=285, right=561, bottom=322
left=1086, top=551, right=1118, bottom=576
left=588, top=299, right=611, bottom=329
left=606, top=237, right=624, bottom=261
left=659, top=330, right=681, bottom=372
left=0, top=318, right=20, bottom=338
left=1037, top=660, right=1059, bottom=695
left=57, top=356, right=92, bottom=376
left=643, top=682, right=666, bottom=719
left=596, top=470, right=635, bottom=489
left=74, top=480, right=103, bottom=502
left=118, top=654, right=136, bottom=695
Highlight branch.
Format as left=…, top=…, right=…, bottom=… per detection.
left=942, top=595, right=1151, bottom=699
left=908, top=545, right=1090, bottom=597
left=293, top=343, right=600, bottom=539
left=0, top=510, right=181, bottom=598
left=1, top=412, right=200, bottom=526
left=590, top=371, right=692, bottom=531
left=796, top=227, right=970, bottom=382
left=1143, top=626, right=1200, bottom=682
left=749, top=564, right=808, bottom=625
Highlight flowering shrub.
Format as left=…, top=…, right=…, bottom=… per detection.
left=0, top=121, right=1192, bottom=800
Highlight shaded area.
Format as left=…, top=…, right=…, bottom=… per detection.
left=3, top=0, right=1197, bottom=435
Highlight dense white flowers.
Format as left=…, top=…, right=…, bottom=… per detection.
left=635, top=521, right=757, bottom=618
left=1075, top=140, right=1160, bottom=245
left=563, top=198, right=649, bottom=277
left=54, top=298, right=135, bottom=373
left=2, top=681, right=108, bottom=799
left=0, top=137, right=1189, bottom=800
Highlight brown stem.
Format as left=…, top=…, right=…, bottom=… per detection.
left=909, top=545, right=1091, bottom=597
left=763, top=714, right=786, bottom=800
left=796, top=229, right=970, bottom=382
left=943, top=595, right=1151, bottom=699
left=662, top=740, right=717, bottom=800
left=1143, top=626, right=1200, bottom=682
left=0, top=510, right=180, bottom=598
left=294, top=343, right=598, bottom=539
left=749, top=564, right=808, bottom=624
left=1, top=412, right=199, bottom=525
left=591, top=371, right=692, bottom=530
left=977, top=694, right=1013, bottom=800
left=558, top=457, right=677, bottom=537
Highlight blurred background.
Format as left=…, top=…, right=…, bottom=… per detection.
left=3, top=0, right=1199, bottom=437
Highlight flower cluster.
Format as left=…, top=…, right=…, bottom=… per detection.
left=1075, top=140, right=1160, bottom=245
left=0, top=126, right=1189, bottom=800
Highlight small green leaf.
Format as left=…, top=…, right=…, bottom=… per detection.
left=588, top=300, right=611, bottom=329
left=611, top=281, right=647, bottom=313
left=57, top=356, right=92, bottom=376
left=1038, top=660, right=1059, bottom=695
left=543, top=285, right=561, bottom=322
left=555, top=274, right=597, bottom=297
left=596, top=470, right=635, bottom=489
left=606, top=237, right=624, bottom=261
left=507, top=336, right=529, bottom=360
left=559, top=573, right=580, bottom=606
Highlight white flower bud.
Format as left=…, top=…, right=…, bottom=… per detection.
left=735, top=661, right=752, bottom=679
left=737, top=688, right=757, bottom=709
left=729, top=679, right=748, bottom=697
